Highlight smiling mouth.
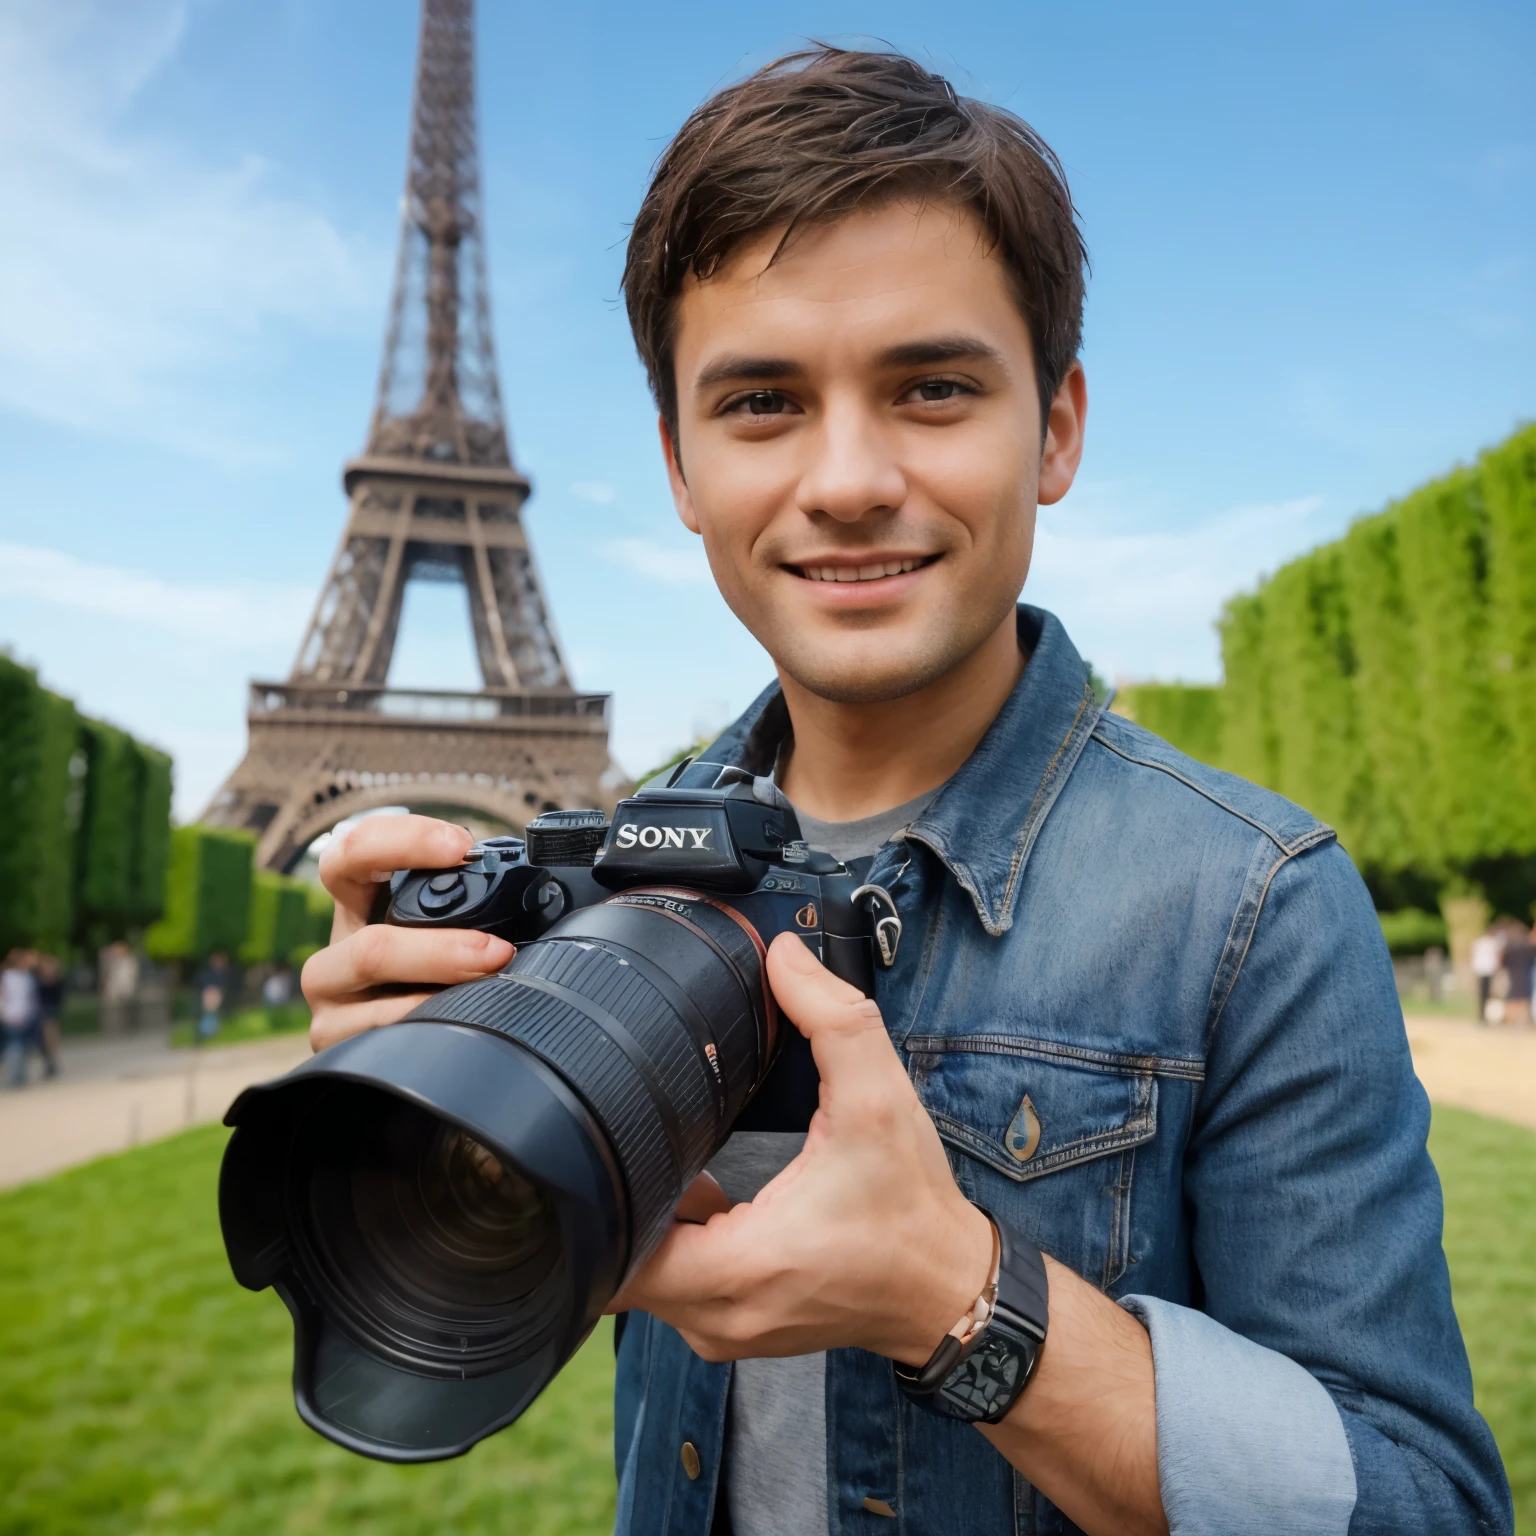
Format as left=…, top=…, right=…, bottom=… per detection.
left=786, top=555, right=939, bottom=583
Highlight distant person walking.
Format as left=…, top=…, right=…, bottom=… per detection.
left=2, top=949, right=40, bottom=1088
left=99, top=940, right=140, bottom=1035
left=195, top=951, right=233, bottom=1042
left=1470, top=926, right=1503, bottom=1024
left=1500, top=922, right=1533, bottom=1029
left=34, top=953, right=64, bottom=1078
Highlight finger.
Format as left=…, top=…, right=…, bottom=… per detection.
left=604, top=1214, right=753, bottom=1316
left=303, top=924, right=512, bottom=1004
left=320, top=816, right=475, bottom=936
left=766, top=933, right=910, bottom=1102
left=309, top=991, right=436, bottom=1052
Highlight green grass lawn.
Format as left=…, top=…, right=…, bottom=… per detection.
left=0, top=1106, right=1530, bottom=1534
left=0, top=1125, right=617, bottom=1535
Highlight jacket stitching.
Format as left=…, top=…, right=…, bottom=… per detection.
left=1201, top=837, right=1280, bottom=1051
left=932, top=1107, right=1157, bottom=1182
left=903, top=1033, right=1204, bottom=1080
left=1090, top=726, right=1338, bottom=858
left=1205, top=839, right=1328, bottom=1053
left=911, top=683, right=1104, bottom=937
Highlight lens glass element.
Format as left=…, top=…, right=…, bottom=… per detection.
left=290, top=1085, right=565, bottom=1377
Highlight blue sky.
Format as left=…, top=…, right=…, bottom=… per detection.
left=0, top=0, right=1531, bottom=818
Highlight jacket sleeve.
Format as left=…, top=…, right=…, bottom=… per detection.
left=1154, top=837, right=1509, bottom=1535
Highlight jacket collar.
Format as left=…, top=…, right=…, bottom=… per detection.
left=703, top=606, right=1104, bottom=936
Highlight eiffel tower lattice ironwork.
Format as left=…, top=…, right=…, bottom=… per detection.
left=204, top=0, right=622, bottom=870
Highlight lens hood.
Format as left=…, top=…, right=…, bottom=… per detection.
left=220, top=1021, right=626, bottom=1462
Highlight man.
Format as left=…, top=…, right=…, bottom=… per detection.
left=1470, top=925, right=1502, bottom=1022
left=2, top=948, right=39, bottom=1089
left=195, top=951, right=231, bottom=1042
left=33, top=951, right=63, bottom=1078
left=1498, top=922, right=1533, bottom=1029
left=303, top=48, right=1510, bottom=1536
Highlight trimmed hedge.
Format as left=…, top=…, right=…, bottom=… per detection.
left=1219, top=424, right=1535, bottom=897
left=1379, top=908, right=1449, bottom=955
left=144, top=827, right=255, bottom=963
left=0, top=660, right=168, bottom=952
left=1128, top=423, right=1536, bottom=907
left=1116, top=684, right=1223, bottom=765
left=238, top=871, right=312, bottom=967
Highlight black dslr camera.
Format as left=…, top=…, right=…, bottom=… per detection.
left=219, top=760, right=900, bottom=1463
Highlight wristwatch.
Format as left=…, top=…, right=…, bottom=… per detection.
left=893, top=1207, right=1049, bottom=1424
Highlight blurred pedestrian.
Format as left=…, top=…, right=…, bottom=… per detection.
left=99, top=940, right=140, bottom=1035
left=2, top=948, right=39, bottom=1088
left=1499, top=921, right=1533, bottom=1028
left=1470, top=925, right=1503, bottom=1024
left=34, top=952, right=64, bottom=1077
left=261, top=966, right=293, bottom=1009
left=195, top=951, right=232, bottom=1042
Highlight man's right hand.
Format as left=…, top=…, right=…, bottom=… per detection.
left=301, top=814, right=514, bottom=1053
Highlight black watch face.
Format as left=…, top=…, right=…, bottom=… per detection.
left=933, top=1333, right=1036, bottom=1422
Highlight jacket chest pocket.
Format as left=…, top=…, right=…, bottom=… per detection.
left=905, top=1035, right=1160, bottom=1291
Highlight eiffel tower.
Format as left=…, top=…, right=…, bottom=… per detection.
left=204, top=0, right=622, bottom=870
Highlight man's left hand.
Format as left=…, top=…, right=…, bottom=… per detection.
left=607, top=931, right=993, bottom=1367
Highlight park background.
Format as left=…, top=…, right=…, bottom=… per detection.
left=2, top=0, right=1534, bottom=1531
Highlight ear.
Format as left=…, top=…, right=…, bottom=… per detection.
left=1037, top=361, right=1088, bottom=508
left=659, top=414, right=701, bottom=534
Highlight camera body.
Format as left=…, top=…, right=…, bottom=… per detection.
left=220, top=759, right=901, bottom=1463
left=383, top=757, right=895, bottom=1131
left=390, top=760, right=886, bottom=984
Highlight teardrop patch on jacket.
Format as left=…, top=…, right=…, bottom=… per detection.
left=1005, top=1094, right=1042, bottom=1162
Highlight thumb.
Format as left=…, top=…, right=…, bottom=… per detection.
left=766, top=933, right=908, bottom=1102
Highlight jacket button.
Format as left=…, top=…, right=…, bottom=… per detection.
left=861, top=1497, right=897, bottom=1517
left=680, top=1441, right=702, bottom=1480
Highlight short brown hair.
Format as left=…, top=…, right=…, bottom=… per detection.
left=623, top=46, right=1088, bottom=438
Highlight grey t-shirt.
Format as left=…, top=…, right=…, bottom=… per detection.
left=704, top=785, right=939, bottom=1536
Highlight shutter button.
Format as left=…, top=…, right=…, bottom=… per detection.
left=418, top=872, right=467, bottom=913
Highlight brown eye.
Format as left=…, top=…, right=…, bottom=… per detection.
left=914, top=380, right=962, bottom=402
left=741, top=390, right=787, bottom=415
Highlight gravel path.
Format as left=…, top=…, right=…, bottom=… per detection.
left=1402, top=1014, right=1536, bottom=1130
left=0, top=1029, right=310, bottom=1190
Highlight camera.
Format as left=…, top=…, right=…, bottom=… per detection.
left=218, top=760, right=901, bottom=1463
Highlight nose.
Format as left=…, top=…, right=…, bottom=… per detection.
left=794, top=398, right=906, bottom=524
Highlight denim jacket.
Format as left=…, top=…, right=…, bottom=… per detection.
left=613, top=607, right=1511, bottom=1536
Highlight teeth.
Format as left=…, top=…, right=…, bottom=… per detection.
left=800, top=557, right=926, bottom=582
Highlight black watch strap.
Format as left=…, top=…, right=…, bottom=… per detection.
left=896, top=1208, right=1048, bottom=1424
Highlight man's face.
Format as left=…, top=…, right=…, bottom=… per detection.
left=665, top=200, right=1083, bottom=703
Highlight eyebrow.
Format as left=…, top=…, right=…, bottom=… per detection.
left=693, top=355, right=806, bottom=392
left=876, top=335, right=1006, bottom=370
left=692, top=335, right=1006, bottom=394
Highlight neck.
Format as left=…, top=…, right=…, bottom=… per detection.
left=775, top=610, right=1027, bottom=823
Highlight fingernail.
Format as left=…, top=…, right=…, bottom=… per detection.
left=774, top=933, right=818, bottom=970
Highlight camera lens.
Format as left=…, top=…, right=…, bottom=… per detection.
left=289, top=1085, right=564, bottom=1377
left=221, top=885, right=779, bottom=1460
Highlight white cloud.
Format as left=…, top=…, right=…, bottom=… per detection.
left=0, top=0, right=383, bottom=460
left=1028, top=493, right=1333, bottom=684
left=570, top=480, right=617, bottom=504
left=0, top=540, right=313, bottom=646
left=603, top=537, right=713, bottom=584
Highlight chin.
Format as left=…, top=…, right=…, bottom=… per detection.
left=775, top=631, right=975, bottom=705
